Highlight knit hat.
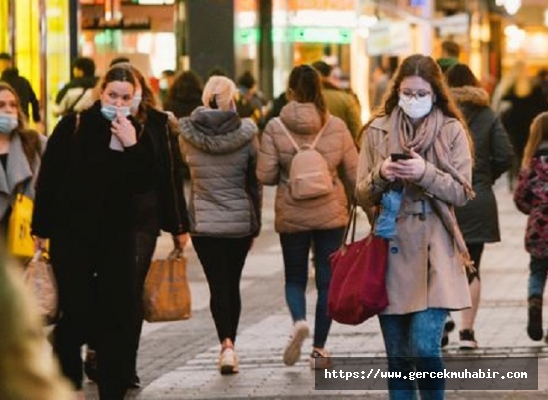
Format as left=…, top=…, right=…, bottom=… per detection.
left=202, top=76, right=237, bottom=111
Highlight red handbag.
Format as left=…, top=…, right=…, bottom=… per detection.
left=328, top=204, right=389, bottom=325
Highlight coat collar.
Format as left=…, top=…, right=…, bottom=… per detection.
left=0, top=133, right=33, bottom=195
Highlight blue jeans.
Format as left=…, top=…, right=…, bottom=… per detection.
left=379, top=308, right=447, bottom=400
left=279, top=227, right=344, bottom=348
left=528, top=256, right=548, bottom=299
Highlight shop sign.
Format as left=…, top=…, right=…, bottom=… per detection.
left=434, top=13, right=469, bottom=36
left=367, top=21, right=411, bottom=56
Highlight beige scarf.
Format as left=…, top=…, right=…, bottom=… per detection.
left=389, top=107, right=476, bottom=271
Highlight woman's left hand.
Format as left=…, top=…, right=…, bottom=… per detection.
left=111, top=110, right=137, bottom=147
left=390, top=148, right=427, bottom=181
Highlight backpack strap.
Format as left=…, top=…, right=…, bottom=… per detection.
left=274, top=117, right=300, bottom=151
left=275, top=116, right=333, bottom=151
left=310, top=115, right=333, bottom=149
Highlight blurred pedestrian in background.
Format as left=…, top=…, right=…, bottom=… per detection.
left=159, top=69, right=176, bottom=107
left=32, top=65, right=155, bottom=400
left=369, top=64, right=390, bottom=112
left=235, top=70, right=266, bottom=128
left=312, top=60, right=362, bottom=144
left=514, top=111, right=548, bottom=342
left=444, top=63, right=514, bottom=349
left=53, top=57, right=98, bottom=118
left=356, top=54, right=474, bottom=399
left=0, top=252, right=73, bottom=400
left=436, top=40, right=460, bottom=73
left=492, top=61, right=548, bottom=190
left=0, top=82, right=45, bottom=253
left=0, top=53, right=41, bottom=125
left=257, top=64, right=357, bottom=370
left=163, top=70, right=203, bottom=118
left=178, top=75, right=261, bottom=375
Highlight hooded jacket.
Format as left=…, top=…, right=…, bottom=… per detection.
left=257, top=101, right=358, bottom=233
left=514, top=144, right=548, bottom=258
left=450, top=85, right=514, bottom=243
left=178, top=107, right=261, bottom=237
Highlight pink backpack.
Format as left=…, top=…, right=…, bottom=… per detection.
left=275, top=116, right=333, bottom=200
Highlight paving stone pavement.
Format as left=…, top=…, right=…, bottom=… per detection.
left=82, top=182, right=548, bottom=399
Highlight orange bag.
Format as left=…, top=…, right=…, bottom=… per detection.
left=143, top=248, right=191, bottom=322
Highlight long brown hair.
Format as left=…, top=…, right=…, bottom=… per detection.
left=522, top=111, right=548, bottom=168
left=287, top=64, right=328, bottom=125
left=0, top=82, right=41, bottom=168
left=361, top=54, right=473, bottom=155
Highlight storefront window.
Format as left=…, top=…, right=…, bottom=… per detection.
left=45, top=0, right=71, bottom=132
left=0, top=1, right=9, bottom=52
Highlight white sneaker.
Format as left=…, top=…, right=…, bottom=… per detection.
left=283, top=320, right=310, bottom=366
left=219, top=347, right=239, bottom=375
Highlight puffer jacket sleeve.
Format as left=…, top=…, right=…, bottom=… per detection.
left=414, top=120, right=472, bottom=207
left=257, top=120, right=281, bottom=185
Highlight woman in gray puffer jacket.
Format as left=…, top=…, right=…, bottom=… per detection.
left=178, top=76, right=261, bottom=375
left=445, top=63, right=514, bottom=349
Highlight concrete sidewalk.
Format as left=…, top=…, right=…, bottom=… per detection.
left=114, top=181, right=548, bottom=399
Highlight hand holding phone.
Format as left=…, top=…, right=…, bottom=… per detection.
left=391, top=153, right=412, bottom=162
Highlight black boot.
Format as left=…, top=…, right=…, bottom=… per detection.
left=527, top=296, right=543, bottom=341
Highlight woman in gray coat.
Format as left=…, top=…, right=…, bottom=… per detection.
left=178, top=76, right=261, bottom=375
left=445, top=64, right=514, bottom=349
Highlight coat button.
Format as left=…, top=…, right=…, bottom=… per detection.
left=419, top=213, right=426, bottom=221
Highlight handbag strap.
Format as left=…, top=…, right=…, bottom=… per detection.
left=342, top=201, right=358, bottom=245
left=342, top=200, right=380, bottom=245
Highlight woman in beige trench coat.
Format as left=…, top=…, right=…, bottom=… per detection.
left=356, top=54, right=474, bottom=400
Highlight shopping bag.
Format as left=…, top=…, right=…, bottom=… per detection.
left=143, top=248, right=191, bottom=322
left=23, top=250, right=58, bottom=323
left=7, top=193, right=35, bottom=258
left=328, top=204, right=389, bottom=325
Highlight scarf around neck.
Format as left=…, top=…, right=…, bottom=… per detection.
left=389, top=106, right=476, bottom=272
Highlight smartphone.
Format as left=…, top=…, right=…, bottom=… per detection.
left=391, top=153, right=412, bottom=161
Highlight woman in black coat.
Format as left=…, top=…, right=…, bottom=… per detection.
left=444, top=63, right=514, bottom=349
left=32, top=66, right=155, bottom=400
left=118, top=63, right=190, bottom=387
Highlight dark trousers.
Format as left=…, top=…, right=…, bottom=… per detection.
left=128, top=231, right=158, bottom=375
left=279, top=227, right=344, bottom=348
left=50, top=233, right=136, bottom=400
left=192, top=235, right=253, bottom=343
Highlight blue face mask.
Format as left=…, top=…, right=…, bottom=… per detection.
left=100, top=104, right=131, bottom=121
left=0, top=113, right=18, bottom=134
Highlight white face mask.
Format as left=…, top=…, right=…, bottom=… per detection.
left=398, top=95, right=433, bottom=119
